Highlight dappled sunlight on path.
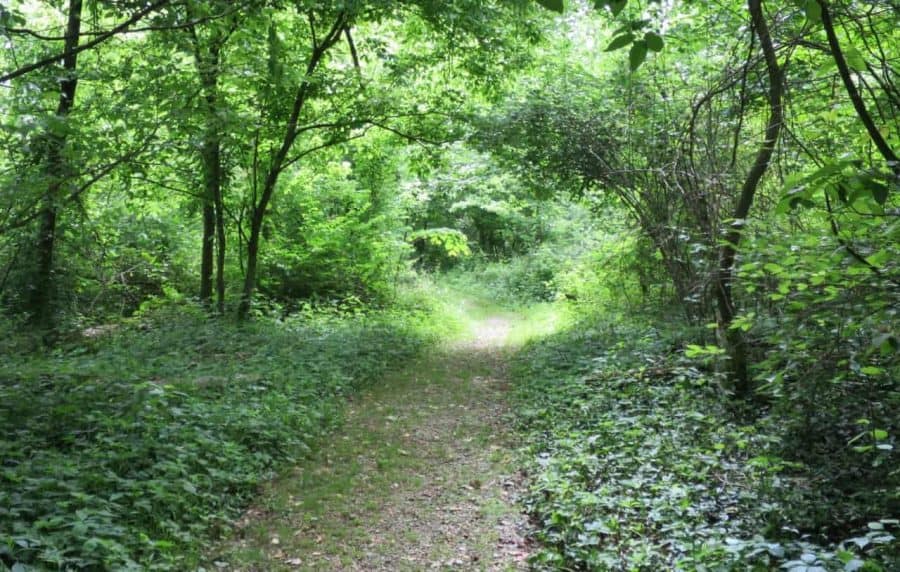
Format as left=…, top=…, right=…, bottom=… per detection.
left=454, top=316, right=512, bottom=350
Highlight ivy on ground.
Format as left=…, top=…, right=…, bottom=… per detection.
left=512, top=323, right=899, bottom=571
left=0, top=302, right=434, bottom=570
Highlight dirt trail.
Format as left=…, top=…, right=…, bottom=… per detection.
left=210, top=310, right=530, bottom=571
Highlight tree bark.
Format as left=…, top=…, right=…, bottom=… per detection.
left=215, top=183, right=226, bottom=314
left=714, top=0, right=783, bottom=397
left=27, top=0, right=83, bottom=331
left=200, top=203, right=215, bottom=304
left=238, top=209, right=263, bottom=319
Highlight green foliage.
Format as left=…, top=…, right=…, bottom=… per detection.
left=1, top=0, right=899, bottom=569
left=404, top=145, right=549, bottom=269
left=512, top=319, right=899, bottom=571
left=440, top=201, right=603, bottom=305
left=0, top=0, right=542, bottom=325
left=731, top=216, right=900, bottom=533
left=536, top=0, right=665, bottom=70
left=0, top=301, right=438, bottom=570
left=408, top=228, right=472, bottom=261
left=448, top=254, right=559, bottom=305
left=258, top=143, right=410, bottom=305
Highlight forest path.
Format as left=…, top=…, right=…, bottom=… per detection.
left=210, top=301, right=556, bottom=571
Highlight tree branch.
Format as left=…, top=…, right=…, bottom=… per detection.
left=0, top=135, right=155, bottom=234
left=0, top=0, right=171, bottom=84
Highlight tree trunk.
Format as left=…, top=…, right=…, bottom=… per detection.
left=817, top=0, right=899, bottom=176
left=191, top=32, right=226, bottom=311
left=27, top=0, right=83, bottom=331
left=714, top=0, right=783, bottom=397
left=30, top=206, right=58, bottom=330
left=215, top=186, right=226, bottom=314
left=200, top=203, right=215, bottom=305
left=199, top=135, right=222, bottom=309
left=237, top=209, right=264, bottom=319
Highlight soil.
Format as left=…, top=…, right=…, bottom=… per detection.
left=208, top=310, right=531, bottom=571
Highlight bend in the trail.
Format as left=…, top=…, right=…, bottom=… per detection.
left=209, top=299, right=559, bottom=571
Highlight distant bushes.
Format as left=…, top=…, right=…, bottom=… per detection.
left=459, top=251, right=562, bottom=304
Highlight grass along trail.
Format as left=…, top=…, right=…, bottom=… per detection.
left=209, top=300, right=562, bottom=571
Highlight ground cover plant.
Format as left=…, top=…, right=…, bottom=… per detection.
left=511, top=318, right=899, bottom=571
left=0, top=298, right=439, bottom=570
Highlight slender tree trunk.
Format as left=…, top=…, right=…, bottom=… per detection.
left=200, top=203, right=215, bottom=304
left=714, top=0, right=783, bottom=397
left=191, top=32, right=226, bottom=311
left=30, top=206, right=58, bottom=328
left=215, top=187, right=226, bottom=313
left=238, top=209, right=264, bottom=319
left=236, top=13, right=347, bottom=320
left=199, top=134, right=222, bottom=309
left=817, top=0, right=899, bottom=176
left=27, top=0, right=83, bottom=331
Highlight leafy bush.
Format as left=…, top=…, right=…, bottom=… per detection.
left=444, top=241, right=590, bottom=306
left=512, top=319, right=899, bottom=571
left=257, top=144, right=410, bottom=306
left=403, top=145, right=549, bottom=269
left=0, top=301, right=436, bottom=570
left=470, top=252, right=562, bottom=304
left=734, top=220, right=900, bottom=542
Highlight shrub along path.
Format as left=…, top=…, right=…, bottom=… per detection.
left=209, top=304, right=543, bottom=571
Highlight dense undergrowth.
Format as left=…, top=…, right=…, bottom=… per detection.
left=0, top=293, right=442, bottom=570
left=511, top=317, right=899, bottom=571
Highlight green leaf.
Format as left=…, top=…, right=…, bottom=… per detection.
left=537, top=0, right=564, bottom=12
left=0, top=6, right=26, bottom=28
left=872, top=333, right=899, bottom=356
left=629, top=40, right=648, bottom=71
left=644, top=31, right=663, bottom=52
left=806, top=159, right=851, bottom=183
left=685, top=344, right=725, bottom=358
left=845, top=47, right=867, bottom=72
left=803, top=0, right=822, bottom=23
left=869, top=179, right=889, bottom=205
left=866, top=249, right=890, bottom=267
left=605, top=33, right=634, bottom=52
